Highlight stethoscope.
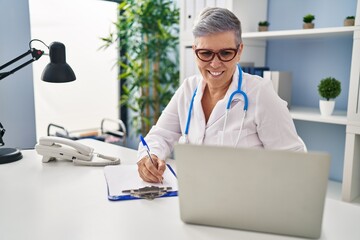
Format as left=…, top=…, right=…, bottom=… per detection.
left=179, top=64, right=249, bottom=146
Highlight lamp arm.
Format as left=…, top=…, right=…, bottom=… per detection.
left=0, top=48, right=44, bottom=80
left=0, top=45, right=45, bottom=148
left=0, top=122, right=5, bottom=146
left=0, top=49, right=31, bottom=71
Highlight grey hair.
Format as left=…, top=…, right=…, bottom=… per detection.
left=192, top=7, right=242, bottom=46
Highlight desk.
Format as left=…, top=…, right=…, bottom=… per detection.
left=1, top=139, right=360, bottom=240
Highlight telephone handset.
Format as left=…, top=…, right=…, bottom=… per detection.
left=35, top=136, right=120, bottom=166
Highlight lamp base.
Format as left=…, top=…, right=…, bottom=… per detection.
left=0, top=148, right=23, bottom=164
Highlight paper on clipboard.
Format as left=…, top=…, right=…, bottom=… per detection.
left=104, top=164, right=178, bottom=201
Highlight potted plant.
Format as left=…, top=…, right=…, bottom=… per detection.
left=258, top=21, right=270, bottom=32
left=101, top=0, right=179, bottom=136
left=344, top=16, right=355, bottom=26
left=303, top=14, right=315, bottom=29
left=317, top=77, right=341, bottom=116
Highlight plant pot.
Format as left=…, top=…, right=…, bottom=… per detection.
left=303, top=23, right=314, bottom=29
left=344, top=19, right=355, bottom=26
left=258, top=26, right=268, bottom=32
left=319, top=100, right=335, bottom=116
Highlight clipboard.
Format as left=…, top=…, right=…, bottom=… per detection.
left=104, top=164, right=178, bottom=201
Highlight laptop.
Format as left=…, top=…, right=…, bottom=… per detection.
left=174, top=144, right=330, bottom=239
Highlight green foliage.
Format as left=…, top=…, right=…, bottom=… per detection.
left=101, top=0, right=180, bottom=135
left=346, top=16, right=355, bottom=20
left=317, top=77, right=341, bottom=101
left=303, top=14, right=315, bottom=23
left=258, top=21, right=270, bottom=26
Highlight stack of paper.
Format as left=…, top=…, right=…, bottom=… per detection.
left=104, top=164, right=178, bottom=201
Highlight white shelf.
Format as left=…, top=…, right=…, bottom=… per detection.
left=290, top=106, right=347, bottom=125
left=243, top=26, right=359, bottom=40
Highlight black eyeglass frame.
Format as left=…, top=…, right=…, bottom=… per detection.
left=194, top=45, right=240, bottom=62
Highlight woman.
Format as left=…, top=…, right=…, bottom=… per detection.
left=137, top=7, right=304, bottom=183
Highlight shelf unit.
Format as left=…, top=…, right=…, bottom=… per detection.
left=242, top=26, right=358, bottom=128
left=180, top=0, right=360, bottom=202
left=290, top=106, right=347, bottom=125
left=242, top=26, right=358, bottom=40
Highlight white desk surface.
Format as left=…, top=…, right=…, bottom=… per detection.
left=1, top=139, right=360, bottom=240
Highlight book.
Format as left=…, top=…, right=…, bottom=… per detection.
left=242, top=66, right=270, bottom=77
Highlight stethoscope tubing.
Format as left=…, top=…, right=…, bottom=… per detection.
left=185, top=87, right=198, bottom=135
left=227, top=64, right=248, bottom=110
left=183, top=64, right=248, bottom=145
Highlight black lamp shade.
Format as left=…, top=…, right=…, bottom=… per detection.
left=41, top=42, right=76, bottom=83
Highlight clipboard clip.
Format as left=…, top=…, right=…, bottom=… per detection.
left=122, top=186, right=172, bottom=200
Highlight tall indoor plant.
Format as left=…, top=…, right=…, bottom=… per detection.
left=102, top=0, right=179, bottom=136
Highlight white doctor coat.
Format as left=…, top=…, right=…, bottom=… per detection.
left=138, top=68, right=304, bottom=161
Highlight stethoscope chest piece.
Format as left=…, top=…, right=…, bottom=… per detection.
left=178, top=135, right=188, bottom=144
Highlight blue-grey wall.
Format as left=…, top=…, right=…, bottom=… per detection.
left=266, top=0, right=357, bottom=182
left=0, top=0, right=36, bottom=149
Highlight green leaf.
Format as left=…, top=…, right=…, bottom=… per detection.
left=100, top=0, right=180, bottom=135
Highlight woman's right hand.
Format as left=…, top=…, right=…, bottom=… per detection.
left=137, top=154, right=166, bottom=183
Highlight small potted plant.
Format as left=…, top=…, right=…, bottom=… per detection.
left=303, top=14, right=315, bottom=29
left=258, top=21, right=270, bottom=32
left=344, top=16, right=355, bottom=26
left=318, top=77, right=341, bottom=116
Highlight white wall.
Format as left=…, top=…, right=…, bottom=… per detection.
left=0, top=0, right=37, bottom=149
left=29, top=0, right=119, bottom=138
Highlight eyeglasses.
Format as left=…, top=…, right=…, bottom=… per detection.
left=194, top=46, right=239, bottom=62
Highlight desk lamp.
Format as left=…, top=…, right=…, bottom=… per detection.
left=0, top=39, right=76, bottom=164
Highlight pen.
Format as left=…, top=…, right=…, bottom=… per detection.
left=140, top=135, right=155, bottom=165
left=139, top=135, right=163, bottom=184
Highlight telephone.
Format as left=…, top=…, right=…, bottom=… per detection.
left=35, top=136, right=120, bottom=166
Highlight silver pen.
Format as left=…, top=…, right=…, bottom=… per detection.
left=140, top=135, right=155, bottom=165
left=140, top=135, right=163, bottom=183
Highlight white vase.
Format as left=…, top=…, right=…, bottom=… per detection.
left=319, top=100, right=335, bottom=116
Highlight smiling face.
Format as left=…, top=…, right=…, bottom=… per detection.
left=193, top=31, right=243, bottom=89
